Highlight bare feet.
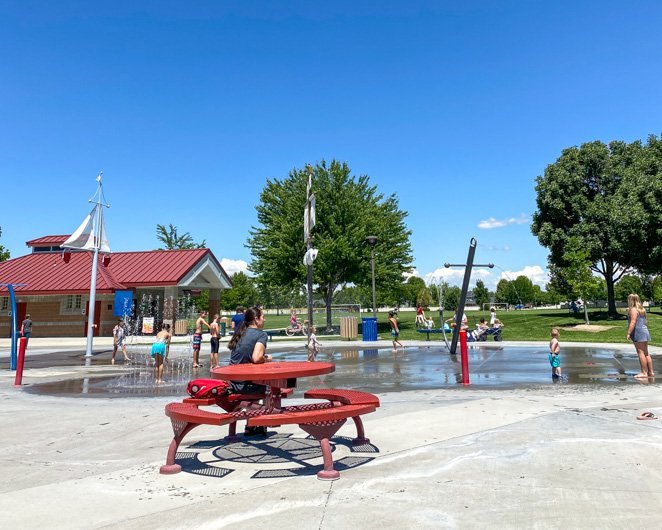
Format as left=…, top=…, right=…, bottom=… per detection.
left=634, top=372, right=648, bottom=379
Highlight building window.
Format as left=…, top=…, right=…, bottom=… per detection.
left=1, top=298, right=7, bottom=311
left=63, top=295, right=83, bottom=313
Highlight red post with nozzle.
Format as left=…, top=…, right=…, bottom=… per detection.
left=14, top=337, right=27, bottom=387
left=459, top=330, right=470, bottom=385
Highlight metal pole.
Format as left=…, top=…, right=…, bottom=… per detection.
left=85, top=243, right=99, bottom=357
left=371, top=248, right=377, bottom=319
left=8, top=284, right=18, bottom=370
left=449, top=239, right=477, bottom=354
left=306, top=167, right=314, bottom=337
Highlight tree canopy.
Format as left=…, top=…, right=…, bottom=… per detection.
left=0, top=227, right=9, bottom=262
left=473, top=280, right=490, bottom=309
left=221, top=272, right=259, bottom=310
left=531, top=136, right=662, bottom=316
left=156, top=224, right=206, bottom=250
left=248, top=160, right=413, bottom=328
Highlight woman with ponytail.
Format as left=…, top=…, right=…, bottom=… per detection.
left=227, top=306, right=272, bottom=436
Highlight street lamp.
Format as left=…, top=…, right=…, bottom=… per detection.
left=365, top=236, right=378, bottom=318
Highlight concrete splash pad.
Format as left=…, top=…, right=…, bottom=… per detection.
left=1, top=340, right=661, bottom=528
left=21, top=343, right=660, bottom=397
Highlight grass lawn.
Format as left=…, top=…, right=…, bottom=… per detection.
left=260, top=308, right=662, bottom=347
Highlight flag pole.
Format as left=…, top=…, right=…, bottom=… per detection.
left=84, top=172, right=109, bottom=357
left=306, top=165, right=314, bottom=338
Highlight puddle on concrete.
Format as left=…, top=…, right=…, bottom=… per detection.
left=22, top=345, right=658, bottom=398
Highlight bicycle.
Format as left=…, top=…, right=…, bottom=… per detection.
left=285, top=321, right=309, bottom=337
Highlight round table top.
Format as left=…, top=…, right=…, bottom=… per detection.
left=211, top=361, right=335, bottom=382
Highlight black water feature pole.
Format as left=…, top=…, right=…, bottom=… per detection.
left=445, top=238, right=494, bottom=354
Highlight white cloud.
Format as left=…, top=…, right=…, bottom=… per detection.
left=498, top=265, right=549, bottom=288
left=478, top=214, right=529, bottom=229
left=425, top=267, right=492, bottom=287
left=422, top=264, right=549, bottom=290
left=220, top=258, right=249, bottom=276
left=483, top=245, right=511, bottom=252
left=403, top=269, right=420, bottom=280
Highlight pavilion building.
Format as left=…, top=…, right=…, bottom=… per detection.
left=0, top=235, right=232, bottom=337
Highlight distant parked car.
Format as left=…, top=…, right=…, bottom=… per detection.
left=515, top=304, right=524, bottom=310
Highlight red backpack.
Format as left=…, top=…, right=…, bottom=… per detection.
left=186, top=378, right=232, bottom=398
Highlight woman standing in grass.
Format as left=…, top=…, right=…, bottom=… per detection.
left=626, top=293, right=654, bottom=379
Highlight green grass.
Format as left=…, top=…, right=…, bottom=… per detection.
left=263, top=308, right=662, bottom=347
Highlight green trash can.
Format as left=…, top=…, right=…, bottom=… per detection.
left=220, top=321, right=226, bottom=337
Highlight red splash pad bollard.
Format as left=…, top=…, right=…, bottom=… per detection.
left=459, top=330, right=470, bottom=386
left=14, top=337, right=27, bottom=387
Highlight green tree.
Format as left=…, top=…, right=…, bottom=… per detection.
left=248, top=160, right=413, bottom=329
left=512, top=276, right=535, bottom=305
left=614, top=274, right=644, bottom=302
left=404, top=276, right=426, bottom=306
left=0, top=227, right=9, bottom=262
left=495, top=279, right=519, bottom=306
left=473, top=280, right=490, bottom=309
left=532, top=137, right=662, bottom=317
left=443, top=285, right=461, bottom=312
left=560, top=236, right=603, bottom=324
left=156, top=224, right=206, bottom=250
left=220, top=272, right=259, bottom=310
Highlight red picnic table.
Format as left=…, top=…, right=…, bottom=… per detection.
left=162, top=361, right=379, bottom=480
left=211, top=361, right=335, bottom=409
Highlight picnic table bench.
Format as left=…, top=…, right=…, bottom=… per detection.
left=161, top=383, right=379, bottom=480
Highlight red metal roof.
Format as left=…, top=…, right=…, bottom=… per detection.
left=106, top=249, right=211, bottom=287
left=0, top=248, right=218, bottom=295
left=25, top=235, right=70, bottom=247
left=0, top=252, right=125, bottom=295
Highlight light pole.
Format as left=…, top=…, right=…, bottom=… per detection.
left=365, top=236, right=378, bottom=318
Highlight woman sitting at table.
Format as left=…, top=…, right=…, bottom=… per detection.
left=227, top=306, right=273, bottom=436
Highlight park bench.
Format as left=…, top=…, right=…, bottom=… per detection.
left=416, top=328, right=450, bottom=341
left=183, top=388, right=294, bottom=440
left=246, top=402, right=378, bottom=480
left=303, top=388, right=380, bottom=444
left=161, top=388, right=379, bottom=480
left=160, top=403, right=236, bottom=474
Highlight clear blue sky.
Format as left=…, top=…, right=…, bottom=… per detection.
left=1, top=1, right=661, bottom=289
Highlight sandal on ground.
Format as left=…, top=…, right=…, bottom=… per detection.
left=637, top=412, right=658, bottom=420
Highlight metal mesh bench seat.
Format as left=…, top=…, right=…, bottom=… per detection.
left=304, top=389, right=379, bottom=444
left=249, top=403, right=377, bottom=481
left=160, top=403, right=236, bottom=475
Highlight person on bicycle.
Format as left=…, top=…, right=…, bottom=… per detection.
left=289, top=309, right=299, bottom=330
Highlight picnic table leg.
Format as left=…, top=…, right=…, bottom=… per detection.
left=160, top=421, right=199, bottom=474
left=300, top=420, right=347, bottom=481
left=351, top=416, right=370, bottom=445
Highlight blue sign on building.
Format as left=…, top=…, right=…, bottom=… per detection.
left=113, top=290, right=134, bottom=317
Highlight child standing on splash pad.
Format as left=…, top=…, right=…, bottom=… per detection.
left=388, top=311, right=404, bottom=351
left=549, top=328, right=562, bottom=379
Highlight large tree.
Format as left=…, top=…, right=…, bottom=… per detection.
left=532, top=137, right=662, bottom=317
left=248, top=160, right=413, bottom=329
left=156, top=224, right=206, bottom=250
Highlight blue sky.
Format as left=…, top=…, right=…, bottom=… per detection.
left=1, top=1, right=661, bottom=289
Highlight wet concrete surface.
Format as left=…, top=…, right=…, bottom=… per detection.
left=17, top=343, right=660, bottom=398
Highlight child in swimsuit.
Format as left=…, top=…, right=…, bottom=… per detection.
left=549, top=328, right=562, bottom=379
